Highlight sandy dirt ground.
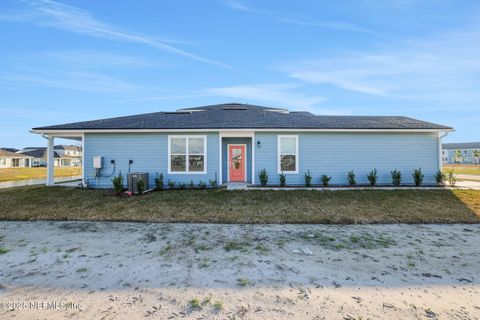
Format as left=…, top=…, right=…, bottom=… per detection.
left=0, top=222, right=479, bottom=319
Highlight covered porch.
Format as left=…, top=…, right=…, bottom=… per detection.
left=35, top=132, right=83, bottom=186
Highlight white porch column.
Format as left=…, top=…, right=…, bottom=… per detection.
left=46, top=135, right=55, bottom=186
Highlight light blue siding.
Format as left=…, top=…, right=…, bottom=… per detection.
left=222, top=138, right=252, bottom=183
left=83, top=131, right=441, bottom=188
left=254, top=132, right=440, bottom=186
left=84, top=132, right=219, bottom=188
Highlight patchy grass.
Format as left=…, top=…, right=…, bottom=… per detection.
left=0, top=186, right=479, bottom=224
left=0, top=247, right=10, bottom=254
left=237, top=278, right=251, bottom=287
left=213, top=300, right=224, bottom=311
left=443, top=164, right=480, bottom=176
left=0, top=167, right=81, bottom=182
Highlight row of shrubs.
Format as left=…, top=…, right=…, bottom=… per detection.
left=111, top=172, right=218, bottom=195
left=258, top=168, right=456, bottom=187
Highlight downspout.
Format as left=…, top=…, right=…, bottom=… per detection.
left=438, top=131, right=449, bottom=171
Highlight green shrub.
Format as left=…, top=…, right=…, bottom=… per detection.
left=198, top=180, right=207, bottom=189
left=259, top=169, right=268, bottom=186
left=391, top=169, right=401, bottom=187
left=304, top=170, right=312, bottom=187
left=188, top=180, right=195, bottom=189
left=168, top=180, right=175, bottom=189
left=321, top=174, right=331, bottom=187
left=347, top=170, right=356, bottom=186
left=412, top=168, right=424, bottom=186
left=136, top=179, right=145, bottom=194
left=209, top=179, right=217, bottom=188
left=111, top=172, right=124, bottom=195
left=434, top=170, right=445, bottom=185
left=279, top=173, right=286, bottom=187
left=178, top=183, right=187, bottom=190
left=155, top=173, right=163, bottom=190
left=367, top=169, right=377, bottom=186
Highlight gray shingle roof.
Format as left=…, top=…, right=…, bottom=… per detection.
left=443, top=142, right=480, bottom=150
left=0, top=149, right=32, bottom=158
left=19, top=148, right=61, bottom=158
left=33, top=103, right=452, bottom=131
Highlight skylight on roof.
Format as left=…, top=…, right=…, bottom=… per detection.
left=164, top=111, right=192, bottom=115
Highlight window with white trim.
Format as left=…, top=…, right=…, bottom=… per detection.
left=169, top=136, right=207, bottom=173
left=278, top=135, right=298, bottom=173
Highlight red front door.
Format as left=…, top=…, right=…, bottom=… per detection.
left=229, top=145, right=246, bottom=182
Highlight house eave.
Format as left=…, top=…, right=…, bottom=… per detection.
left=30, top=127, right=455, bottom=135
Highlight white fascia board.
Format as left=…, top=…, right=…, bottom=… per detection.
left=31, top=128, right=454, bottom=135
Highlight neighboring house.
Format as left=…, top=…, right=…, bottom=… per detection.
left=53, top=145, right=82, bottom=166
left=31, top=103, right=453, bottom=187
left=1, top=147, right=20, bottom=153
left=18, top=146, right=82, bottom=167
left=442, top=142, right=480, bottom=164
left=0, top=149, right=33, bottom=168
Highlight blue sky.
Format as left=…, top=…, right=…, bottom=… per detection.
left=1, top=0, right=479, bottom=147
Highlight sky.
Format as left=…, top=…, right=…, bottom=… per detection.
left=0, top=0, right=479, bottom=148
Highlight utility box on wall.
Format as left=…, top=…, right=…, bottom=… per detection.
left=128, top=173, right=149, bottom=193
left=93, top=156, right=103, bottom=169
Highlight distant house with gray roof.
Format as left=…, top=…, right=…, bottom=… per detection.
left=442, top=142, right=480, bottom=164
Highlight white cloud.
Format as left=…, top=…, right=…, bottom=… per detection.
left=203, top=83, right=327, bottom=109
left=14, top=0, right=231, bottom=68
left=278, top=28, right=480, bottom=102
left=0, top=68, right=137, bottom=92
left=221, top=0, right=252, bottom=12
left=278, top=17, right=378, bottom=35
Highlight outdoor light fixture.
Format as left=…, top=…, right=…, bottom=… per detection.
left=257, top=140, right=261, bottom=148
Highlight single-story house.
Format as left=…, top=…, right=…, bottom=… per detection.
left=0, top=149, right=33, bottom=168
left=19, top=146, right=82, bottom=167
left=442, top=142, right=480, bottom=164
left=31, top=103, right=453, bottom=187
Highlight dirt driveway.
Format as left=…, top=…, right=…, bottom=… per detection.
left=0, top=222, right=479, bottom=319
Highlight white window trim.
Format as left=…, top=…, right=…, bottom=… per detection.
left=168, top=135, right=207, bottom=174
left=277, top=135, right=299, bottom=174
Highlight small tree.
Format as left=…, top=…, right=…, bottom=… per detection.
left=453, top=149, right=463, bottom=164
left=168, top=180, right=175, bottom=189
left=304, top=170, right=312, bottom=187
left=155, top=173, right=164, bottom=190
left=412, top=168, right=424, bottom=186
left=137, top=178, right=145, bottom=194
left=279, top=172, right=286, bottom=187
left=391, top=169, right=401, bottom=187
left=259, top=169, right=268, bottom=186
left=473, top=150, right=480, bottom=165
left=433, top=170, right=446, bottom=185
left=367, top=169, right=377, bottom=186
left=447, top=171, right=456, bottom=187
left=111, top=172, right=124, bottom=196
left=321, top=175, right=331, bottom=187
left=347, top=170, right=356, bottom=186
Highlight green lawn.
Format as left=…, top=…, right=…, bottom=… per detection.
left=0, top=167, right=82, bottom=182
left=443, top=164, right=480, bottom=176
left=0, top=186, right=478, bottom=224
